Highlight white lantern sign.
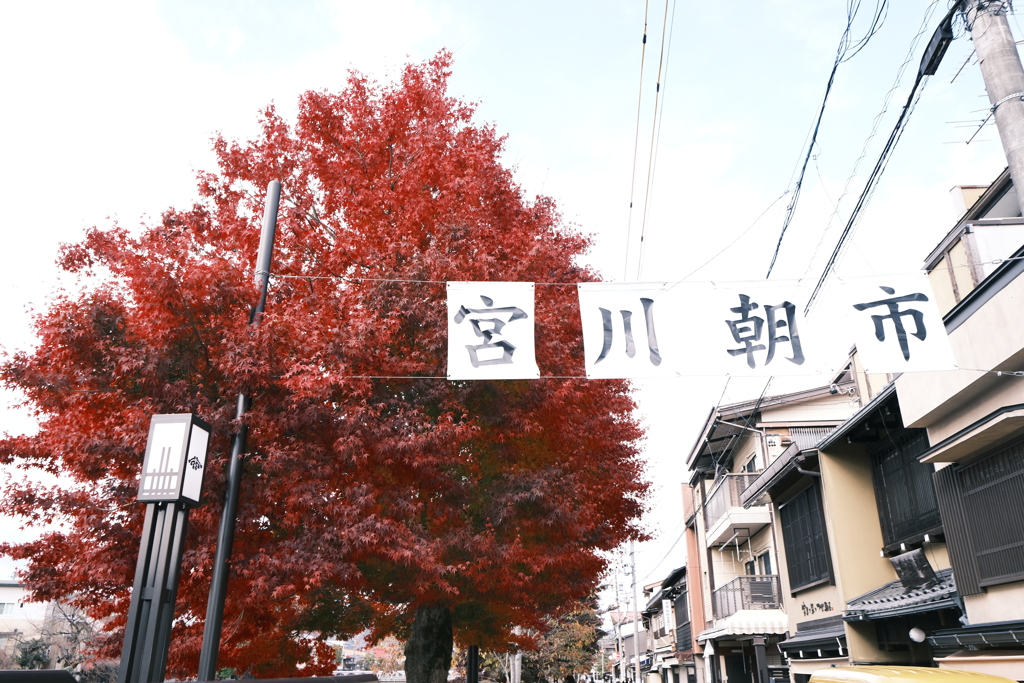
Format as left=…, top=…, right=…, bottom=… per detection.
left=137, top=414, right=212, bottom=506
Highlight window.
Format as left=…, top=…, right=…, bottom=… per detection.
left=869, top=429, right=942, bottom=547
left=745, top=559, right=757, bottom=575
left=779, top=482, right=832, bottom=591
left=743, top=455, right=760, bottom=473
left=651, top=612, right=665, bottom=638
left=0, top=604, right=14, bottom=616
left=758, top=552, right=773, bottom=576
left=935, top=437, right=1024, bottom=594
left=674, top=589, right=689, bottom=625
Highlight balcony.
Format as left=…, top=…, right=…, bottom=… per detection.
left=704, top=474, right=771, bottom=546
left=652, top=633, right=673, bottom=651
left=712, top=575, right=781, bottom=620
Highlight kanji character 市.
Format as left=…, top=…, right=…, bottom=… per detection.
left=852, top=286, right=928, bottom=361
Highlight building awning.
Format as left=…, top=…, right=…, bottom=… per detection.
left=928, top=619, right=1024, bottom=650
left=817, top=382, right=897, bottom=451
left=936, top=651, right=1024, bottom=679
left=696, top=610, right=788, bottom=641
left=917, top=404, right=1024, bottom=463
left=644, top=589, right=665, bottom=613
left=777, top=627, right=846, bottom=653
left=741, top=443, right=814, bottom=508
left=844, top=568, right=958, bottom=621
left=661, top=566, right=687, bottom=590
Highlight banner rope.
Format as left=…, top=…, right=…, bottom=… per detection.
left=259, top=255, right=1024, bottom=287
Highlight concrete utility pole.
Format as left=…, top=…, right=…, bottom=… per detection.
left=631, top=541, right=641, bottom=683
left=968, top=0, right=1024, bottom=211
left=198, top=180, right=282, bottom=681
left=614, top=558, right=625, bottom=683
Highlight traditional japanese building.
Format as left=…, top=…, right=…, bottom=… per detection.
left=681, top=382, right=858, bottom=683
left=640, top=567, right=693, bottom=683
left=892, top=169, right=1024, bottom=678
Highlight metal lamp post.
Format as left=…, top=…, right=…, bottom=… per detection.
left=118, top=414, right=212, bottom=683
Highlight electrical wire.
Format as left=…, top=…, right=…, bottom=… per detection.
left=665, top=190, right=790, bottom=290
left=642, top=524, right=687, bottom=580
left=635, top=0, right=677, bottom=280
left=807, top=79, right=928, bottom=313
left=623, top=0, right=652, bottom=282
left=802, top=0, right=941, bottom=282
left=263, top=252, right=1017, bottom=290
left=804, top=1, right=960, bottom=313
left=765, top=0, right=890, bottom=278
left=51, top=367, right=1024, bottom=391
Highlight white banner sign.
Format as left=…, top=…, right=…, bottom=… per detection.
left=694, top=283, right=827, bottom=377
left=838, top=274, right=956, bottom=374
left=444, top=277, right=958, bottom=380
left=446, top=281, right=539, bottom=380
left=577, top=283, right=683, bottom=378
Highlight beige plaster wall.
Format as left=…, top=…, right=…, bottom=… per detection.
left=760, top=395, right=859, bottom=424
left=845, top=622, right=905, bottom=664
left=936, top=652, right=1024, bottom=679
left=922, top=541, right=951, bottom=572
left=850, top=350, right=891, bottom=403
left=789, top=583, right=843, bottom=629
left=788, top=657, right=850, bottom=676
left=685, top=524, right=707, bottom=654
left=818, top=447, right=896, bottom=602
left=898, top=267, right=1024, bottom=429
left=722, top=434, right=759, bottom=473
left=916, top=367, right=1024, bottom=444
left=693, top=483, right=715, bottom=630
left=963, top=580, right=1024, bottom=624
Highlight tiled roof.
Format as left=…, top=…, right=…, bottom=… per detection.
left=844, top=568, right=958, bottom=621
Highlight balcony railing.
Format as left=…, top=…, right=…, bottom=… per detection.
left=712, top=575, right=781, bottom=620
left=704, top=474, right=759, bottom=531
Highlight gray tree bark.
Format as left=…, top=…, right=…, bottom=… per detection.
left=404, top=605, right=454, bottom=683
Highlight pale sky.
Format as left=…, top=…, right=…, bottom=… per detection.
left=0, top=0, right=1014, bottom=589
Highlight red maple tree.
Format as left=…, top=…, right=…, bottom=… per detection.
left=0, top=52, right=649, bottom=679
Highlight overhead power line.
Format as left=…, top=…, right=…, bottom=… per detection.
left=623, top=0, right=652, bottom=282
left=802, top=0, right=942, bottom=282
left=805, top=1, right=963, bottom=313
left=636, top=0, right=677, bottom=281
left=765, top=0, right=889, bottom=278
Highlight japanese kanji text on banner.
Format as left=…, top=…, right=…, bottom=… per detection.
left=578, top=283, right=683, bottom=379
left=837, top=274, right=957, bottom=374
left=447, top=281, right=540, bottom=380
left=697, top=283, right=830, bottom=377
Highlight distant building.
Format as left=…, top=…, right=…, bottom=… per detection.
left=0, top=580, right=55, bottom=665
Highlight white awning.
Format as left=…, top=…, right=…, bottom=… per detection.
left=696, top=610, right=789, bottom=641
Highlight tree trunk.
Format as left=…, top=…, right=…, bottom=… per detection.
left=404, top=605, right=453, bottom=683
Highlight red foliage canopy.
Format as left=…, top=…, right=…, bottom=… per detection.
left=0, top=53, right=648, bottom=678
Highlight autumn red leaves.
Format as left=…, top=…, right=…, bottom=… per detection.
left=0, top=52, right=649, bottom=678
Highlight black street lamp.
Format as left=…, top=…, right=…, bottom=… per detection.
left=118, top=414, right=211, bottom=683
